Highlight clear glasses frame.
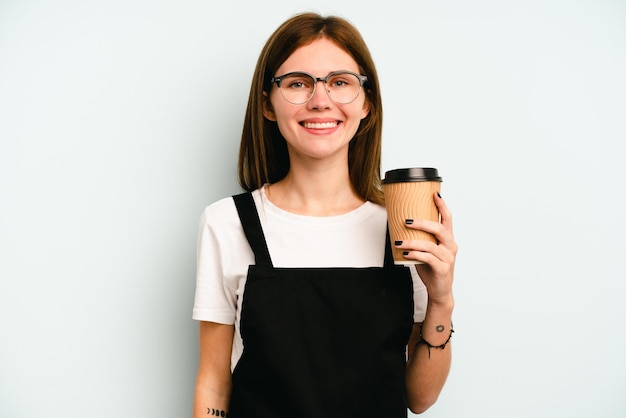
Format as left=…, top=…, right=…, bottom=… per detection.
left=270, top=70, right=368, bottom=105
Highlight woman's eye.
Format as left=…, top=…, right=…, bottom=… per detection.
left=334, top=80, right=347, bottom=87
left=330, top=77, right=351, bottom=88
left=285, top=77, right=312, bottom=89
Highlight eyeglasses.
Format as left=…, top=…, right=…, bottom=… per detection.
left=270, top=71, right=368, bottom=105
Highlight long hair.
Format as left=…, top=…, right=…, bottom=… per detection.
left=237, top=12, right=384, bottom=205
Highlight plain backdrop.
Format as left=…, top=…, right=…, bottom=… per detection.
left=1, top=1, right=625, bottom=417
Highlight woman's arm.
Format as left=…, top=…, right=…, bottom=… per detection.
left=395, top=192, right=457, bottom=413
left=192, top=321, right=235, bottom=418
left=405, top=304, right=453, bottom=413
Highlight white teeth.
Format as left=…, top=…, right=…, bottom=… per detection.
left=303, top=121, right=338, bottom=129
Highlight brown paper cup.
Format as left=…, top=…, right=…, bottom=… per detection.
left=382, top=168, right=442, bottom=265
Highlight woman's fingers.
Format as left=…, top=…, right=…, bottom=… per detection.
left=396, top=238, right=453, bottom=265
left=435, top=192, right=454, bottom=232
left=397, top=192, right=457, bottom=268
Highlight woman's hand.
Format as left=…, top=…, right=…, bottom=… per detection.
left=395, top=192, right=457, bottom=306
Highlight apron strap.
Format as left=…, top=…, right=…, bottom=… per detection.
left=233, top=192, right=273, bottom=267
left=383, top=227, right=396, bottom=268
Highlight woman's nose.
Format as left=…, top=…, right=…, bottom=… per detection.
left=307, top=80, right=332, bottom=109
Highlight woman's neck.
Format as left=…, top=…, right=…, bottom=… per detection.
left=266, top=162, right=364, bottom=216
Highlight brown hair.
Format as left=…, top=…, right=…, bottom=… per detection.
left=237, top=12, right=384, bottom=205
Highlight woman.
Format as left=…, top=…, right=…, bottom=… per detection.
left=192, top=12, right=456, bottom=418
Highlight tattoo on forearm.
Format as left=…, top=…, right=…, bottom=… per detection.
left=207, top=407, right=228, bottom=417
left=435, top=324, right=445, bottom=333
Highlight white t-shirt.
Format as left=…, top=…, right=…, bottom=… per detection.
left=193, top=185, right=428, bottom=370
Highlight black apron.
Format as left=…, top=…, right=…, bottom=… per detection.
left=229, top=192, right=415, bottom=418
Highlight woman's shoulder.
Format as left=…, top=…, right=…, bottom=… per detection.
left=199, top=189, right=262, bottom=228
left=355, top=200, right=387, bottom=224
left=201, top=194, right=236, bottom=219
left=364, top=200, right=386, bottom=215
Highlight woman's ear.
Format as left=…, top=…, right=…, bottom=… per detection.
left=360, top=99, right=370, bottom=120
left=262, top=91, right=276, bottom=121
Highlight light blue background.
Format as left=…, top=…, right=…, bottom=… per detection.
left=1, top=1, right=625, bottom=417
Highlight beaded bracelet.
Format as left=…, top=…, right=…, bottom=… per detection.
left=415, top=324, right=454, bottom=358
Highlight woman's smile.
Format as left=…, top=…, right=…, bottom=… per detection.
left=300, top=118, right=342, bottom=132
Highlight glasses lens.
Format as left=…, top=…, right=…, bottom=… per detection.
left=278, top=73, right=315, bottom=104
left=327, top=73, right=362, bottom=104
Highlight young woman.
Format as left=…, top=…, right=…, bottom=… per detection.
left=192, top=12, right=457, bottom=418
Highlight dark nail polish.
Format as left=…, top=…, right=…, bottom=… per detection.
left=405, top=219, right=414, bottom=225
left=437, top=191, right=442, bottom=198
left=394, top=240, right=403, bottom=246
left=402, top=251, right=409, bottom=256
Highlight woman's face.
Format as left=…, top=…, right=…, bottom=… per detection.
left=263, top=38, right=370, bottom=165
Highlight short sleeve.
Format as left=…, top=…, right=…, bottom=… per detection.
left=192, top=205, right=238, bottom=324
left=411, top=268, right=428, bottom=322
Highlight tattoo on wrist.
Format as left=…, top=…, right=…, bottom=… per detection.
left=207, top=407, right=228, bottom=417
left=415, top=322, right=454, bottom=358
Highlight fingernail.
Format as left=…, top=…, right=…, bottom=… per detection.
left=437, top=191, right=442, bottom=198
left=405, top=219, right=414, bottom=225
left=402, top=251, right=410, bottom=256
left=394, top=240, right=403, bottom=246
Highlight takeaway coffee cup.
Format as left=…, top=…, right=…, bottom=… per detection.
left=382, top=167, right=443, bottom=264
